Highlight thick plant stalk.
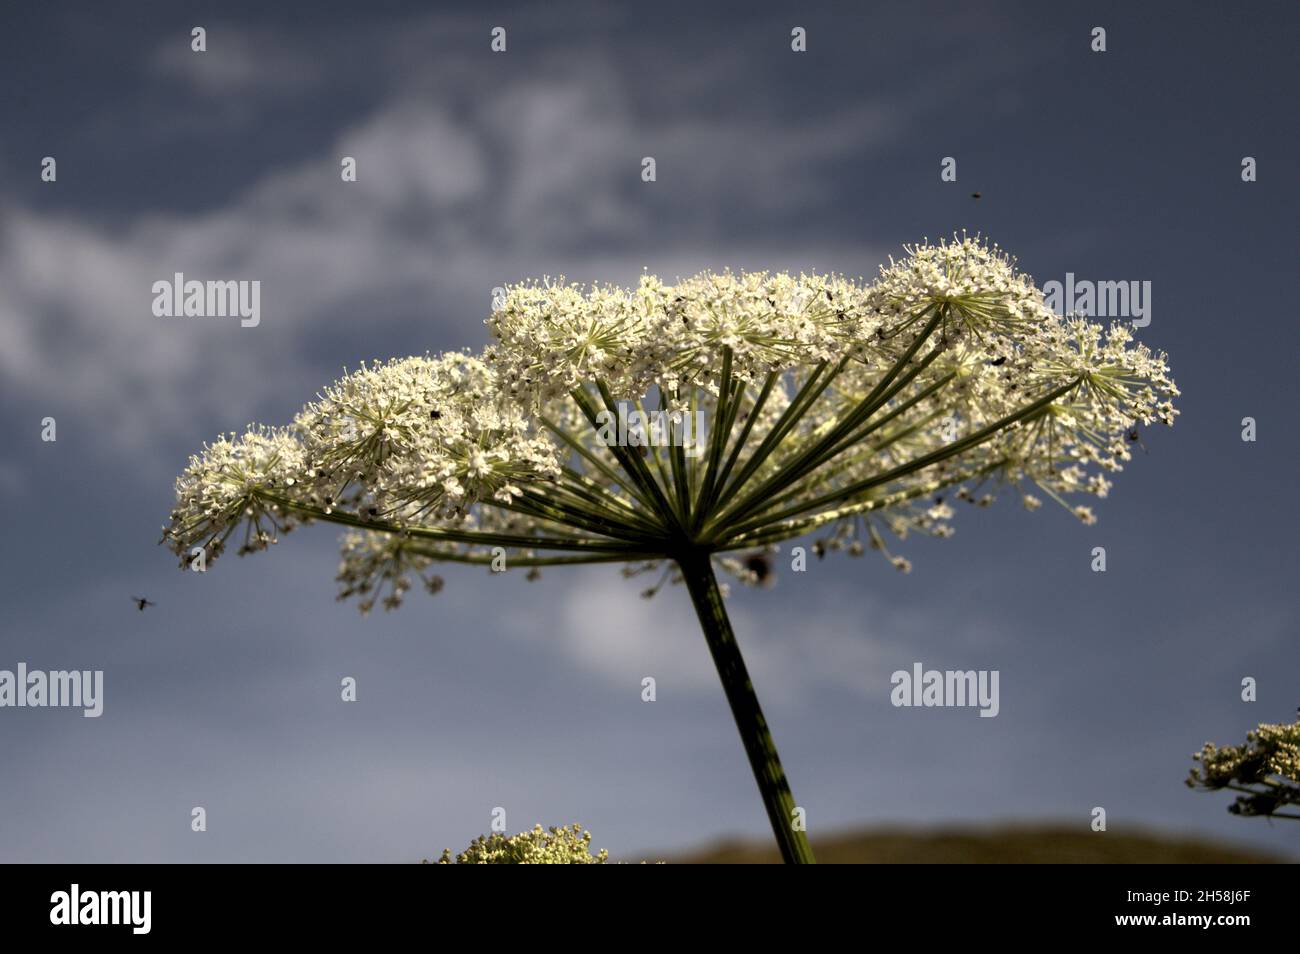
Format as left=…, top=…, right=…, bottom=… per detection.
left=677, top=550, right=817, bottom=864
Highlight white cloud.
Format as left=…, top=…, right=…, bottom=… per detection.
left=148, top=26, right=322, bottom=97
left=0, top=53, right=899, bottom=461
left=502, top=566, right=918, bottom=706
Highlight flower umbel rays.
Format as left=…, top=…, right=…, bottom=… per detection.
left=162, top=236, right=1179, bottom=864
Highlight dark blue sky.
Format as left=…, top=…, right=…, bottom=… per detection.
left=0, top=0, right=1296, bottom=861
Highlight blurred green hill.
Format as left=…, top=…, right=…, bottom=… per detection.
left=660, top=824, right=1291, bottom=864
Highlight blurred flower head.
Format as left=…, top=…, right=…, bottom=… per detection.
left=429, top=824, right=609, bottom=864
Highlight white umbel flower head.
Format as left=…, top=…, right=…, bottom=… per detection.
left=165, top=236, right=1177, bottom=603
left=163, top=425, right=307, bottom=565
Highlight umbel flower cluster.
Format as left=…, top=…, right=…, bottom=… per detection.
left=163, top=236, right=1179, bottom=865
left=427, top=824, right=609, bottom=864
left=163, top=236, right=1178, bottom=610
left=1187, top=714, right=1300, bottom=820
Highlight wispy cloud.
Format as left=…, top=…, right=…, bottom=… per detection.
left=0, top=53, right=898, bottom=458
left=499, top=565, right=1009, bottom=707
left=148, top=25, right=323, bottom=98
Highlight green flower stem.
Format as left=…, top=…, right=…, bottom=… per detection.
left=405, top=547, right=654, bottom=567
left=677, top=549, right=817, bottom=864
left=736, top=348, right=948, bottom=514
left=540, top=417, right=661, bottom=517
left=640, top=395, right=681, bottom=521
left=675, top=388, right=697, bottom=513
left=710, top=306, right=947, bottom=534
left=550, top=470, right=665, bottom=534
left=693, top=348, right=736, bottom=524
left=704, top=370, right=778, bottom=517
left=717, top=379, right=1080, bottom=539
left=505, top=491, right=651, bottom=542
left=560, top=393, right=667, bottom=516
left=574, top=384, right=682, bottom=531
left=261, top=493, right=647, bottom=554
left=715, top=459, right=1008, bottom=550
left=725, top=402, right=954, bottom=529
left=711, top=360, right=839, bottom=511
left=595, top=381, right=688, bottom=529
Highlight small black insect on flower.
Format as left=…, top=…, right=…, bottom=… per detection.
left=743, top=553, right=772, bottom=583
